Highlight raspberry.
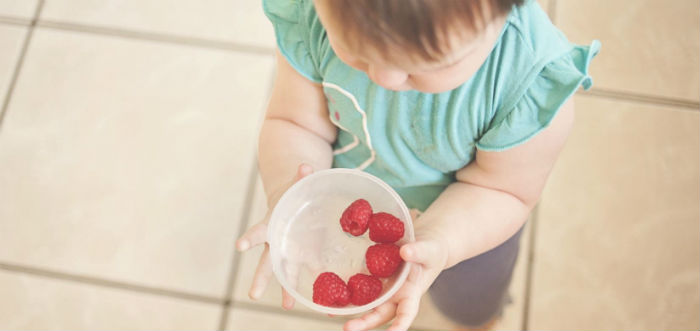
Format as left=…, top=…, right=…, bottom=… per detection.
left=348, top=273, right=383, bottom=306
left=365, top=243, right=403, bottom=278
left=368, top=212, right=405, bottom=243
left=312, top=272, right=350, bottom=307
left=340, top=199, right=373, bottom=236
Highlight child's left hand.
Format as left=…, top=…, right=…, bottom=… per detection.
left=343, top=212, right=449, bottom=331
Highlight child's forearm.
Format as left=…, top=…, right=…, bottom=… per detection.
left=256, top=52, right=337, bottom=205
left=257, top=118, right=334, bottom=204
left=417, top=181, right=532, bottom=269
left=418, top=100, right=573, bottom=269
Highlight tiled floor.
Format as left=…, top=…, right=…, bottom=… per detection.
left=0, top=0, right=697, bottom=330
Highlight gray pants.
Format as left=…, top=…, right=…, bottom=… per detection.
left=428, top=225, right=525, bottom=326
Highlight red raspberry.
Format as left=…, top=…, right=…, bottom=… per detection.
left=312, top=272, right=350, bottom=307
left=340, top=199, right=373, bottom=236
left=348, top=273, right=383, bottom=306
left=368, top=212, right=405, bottom=243
left=365, top=243, right=403, bottom=278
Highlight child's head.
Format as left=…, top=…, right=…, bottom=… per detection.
left=314, top=0, right=524, bottom=93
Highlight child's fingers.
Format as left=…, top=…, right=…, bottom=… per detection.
left=408, top=209, right=422, bottom=222
left=281, top=261, right=298, bottom=310
left=238, top=163, right=314, bottom=251
left=344, top=302, right=396, bottom=331
left=295, top=163, right=314, bottom=180
left=281, top=288, right=295, bottom=310
left=248, top=244, right=272, bottom=300
left=403, top=263, right=422, bottom=289
left=266, top=163, right=315, bottom=209
left=236, top=222, right=268, bottom=252
left=387, top=296, right=420, bottom=331
left=400, top=240, right=446, bottom=269
left=242, top=164, right=314, bottom=303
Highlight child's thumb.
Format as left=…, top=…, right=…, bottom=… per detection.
left=400, top=240, right=447, bottom=269
left=294, top=163, right=313, bottom=182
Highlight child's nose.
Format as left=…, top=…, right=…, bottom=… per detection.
left=367, top=64, right=408, bottom=90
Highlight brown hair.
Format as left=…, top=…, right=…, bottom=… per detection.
left=318, top=0, right=524, bottom=63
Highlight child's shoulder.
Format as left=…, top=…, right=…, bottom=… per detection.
left=263, top=0, right=316, bottom=25
left=263, top=0, right=327, bottom=83
left=474, top=0, right=600, bottom=151
left=502, top=0, right=574, bottom=60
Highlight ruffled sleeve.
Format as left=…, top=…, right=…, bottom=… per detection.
left=476, top=40, right=601, bottom=151
left=263, top=0, right=323, bottom=83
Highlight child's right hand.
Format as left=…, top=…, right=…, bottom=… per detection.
left=235, top=163, right=314, bottom=310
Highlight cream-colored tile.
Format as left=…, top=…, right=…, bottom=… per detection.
left=0, top=0, right=37, bottom=19
left=556, top=0, right=700, bottom=101
left=530, top=95, right=700, bottom=330
left=0, top=25, right=25, bottom=102
left=40, top=0, right=275, bottom=49
left=412, top=222, right=530, bottom=331
left=226, top=307, right=345, bottom=331
left=0, top=28, right=274, bottom=297
left=0, top=270, right=219, bottom=330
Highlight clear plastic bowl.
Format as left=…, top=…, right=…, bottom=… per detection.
left=267, top=168, right=414, bottom=315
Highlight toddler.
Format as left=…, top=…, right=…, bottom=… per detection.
left=236, top=0, right=599, bottom=330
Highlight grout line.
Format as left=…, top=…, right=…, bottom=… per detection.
left=579, top=88, right=700, bottom=111
left=0, top=0, right=43, bottom=131
left=521, top=205, right=539, bottom=331
left=0, top=15, right=31, bottom=26
left=37, top=19, right=275, bottom=55
left=217, top=159, right=261, bottom=331
left=219, top=64, right=277, bottom=330
left=232, top=301, right=350, bottom=325
left=0, top=262, right=224, bottom=305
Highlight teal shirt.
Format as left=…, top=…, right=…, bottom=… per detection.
left=264, top=0, right=600, bottom=211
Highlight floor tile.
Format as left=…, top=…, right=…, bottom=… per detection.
left=556, top=0, right=700, bottom=101
left=0, top=0, right=37, bottom=19
left=0, top=270, right=220, bottom=330
left=412, top=222, right=530, bottom=331
left=226, top=307, right=345, bottom=331
left=530, top=95, right=700, bottom=330
left=0, top=28, right=274, bottom=298
left=40, top=0, right=275, bottom=49
left=0, top=24, right=25, bottom=104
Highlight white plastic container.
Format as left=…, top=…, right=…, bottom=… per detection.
left=267, top=168, right=414, bottom=315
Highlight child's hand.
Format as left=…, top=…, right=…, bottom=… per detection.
left=235, top=163, right=314, bottom=310
left=343, top=215, right=449, bottom=331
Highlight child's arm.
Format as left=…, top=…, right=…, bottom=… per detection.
left=345, top=99, right=575, bottom=331
left=258, top=51, right=337, bottom=200
left=236, top=50, right=337, bottom=307
left=423, top=98, right=574, bottom=268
